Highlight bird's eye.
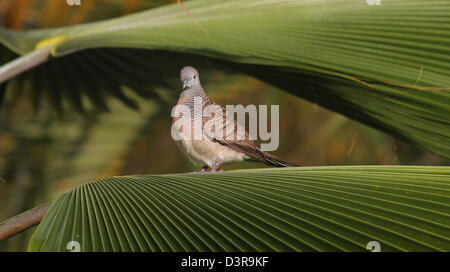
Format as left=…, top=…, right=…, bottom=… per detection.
left=193, top=75, right=196, bottom=79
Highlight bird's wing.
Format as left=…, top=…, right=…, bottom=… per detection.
left=204, top=103, right=298, bottom=167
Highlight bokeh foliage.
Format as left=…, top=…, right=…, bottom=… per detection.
left=0, top=0, right=448, bottom=251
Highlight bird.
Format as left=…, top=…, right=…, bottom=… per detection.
left=172, top=66, right=298, bottom=173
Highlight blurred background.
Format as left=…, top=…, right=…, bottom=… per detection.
left=0, top=0, right=447, bottom=251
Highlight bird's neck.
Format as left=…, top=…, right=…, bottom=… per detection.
left=179, top=85, right=209, bottom=105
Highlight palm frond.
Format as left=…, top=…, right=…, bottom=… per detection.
left=0, top=0, right=448, bottom=158
left=29, top=166, right=450, bottom=252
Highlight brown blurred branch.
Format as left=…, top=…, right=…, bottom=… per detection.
left=5, top=0, right=32, bottom=29
left=0, top=203, right=50, bottom=241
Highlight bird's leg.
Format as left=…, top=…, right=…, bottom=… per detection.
left=186, top=165, right=208, bottom=174
left=210, top=161, right=223, bottom=172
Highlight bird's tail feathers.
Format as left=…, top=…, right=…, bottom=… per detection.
left=260, top=151, right=299, bottom=167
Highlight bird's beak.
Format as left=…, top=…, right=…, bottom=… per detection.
left=183, top=80, right=189, bottom=90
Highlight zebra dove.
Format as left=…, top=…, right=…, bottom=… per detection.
left=172, top=66, right=298, bottom=173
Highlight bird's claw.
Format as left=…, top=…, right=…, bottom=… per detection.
left=186, top=163, right=224, bottom=174
left=186, top=166, right=208, bottom=174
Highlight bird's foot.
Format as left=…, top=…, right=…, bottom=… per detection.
left=186, top=170, right=203, bottom=174
left=210, top=162, right=223, bottom=173
left=186, top=165, right=208, bottom=174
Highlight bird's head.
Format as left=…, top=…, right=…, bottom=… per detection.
left=180, top=66, right=200, bottom=90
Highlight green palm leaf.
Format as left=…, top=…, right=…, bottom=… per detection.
left=0, top=0, right=449, bottom=158
left=28, top=166, right=450, bottom=252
